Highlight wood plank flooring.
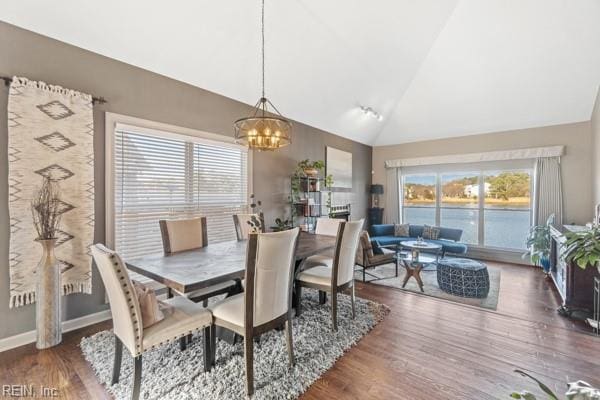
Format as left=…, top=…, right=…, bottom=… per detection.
left=1, top=262, right=598, bottom=399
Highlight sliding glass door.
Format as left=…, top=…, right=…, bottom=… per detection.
left=400, top=168, right=532, bottom=250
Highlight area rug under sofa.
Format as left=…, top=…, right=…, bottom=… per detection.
left=355, top=262, right=500, bottom=310
left=81, top=290, right=389, bottom=400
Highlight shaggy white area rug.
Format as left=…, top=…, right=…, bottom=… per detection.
left=80, top=289, right=389, bottom=399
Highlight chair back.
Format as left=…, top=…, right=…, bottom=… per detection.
left=91, top=244, right=143, bottom=356
left=244, top=228, right=299, bottom=327
left=159, top=217, right=207, bottom=254
left=332, top=219, right=364, bottom=286
left=356, top=230, right=374, bottom=266
left=315, top=217, right=344, bottom=236
left=233, top=213, right=265, bottom=240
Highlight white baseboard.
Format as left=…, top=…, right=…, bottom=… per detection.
left=0, top=309, right=112, bottom=353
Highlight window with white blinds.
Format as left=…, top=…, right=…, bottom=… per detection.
left=112, top=124, right=249, bottom=260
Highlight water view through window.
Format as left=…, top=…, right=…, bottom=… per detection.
left=402, top=170, right=531, bottom=250
left=483, top=171, right=531, bottom=249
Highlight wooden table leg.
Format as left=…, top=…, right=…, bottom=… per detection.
left=401, top=261, right=425, bottom=292
left=413, top=265, right=424, bottom=292
left=401, top=260, right=412, bottom=288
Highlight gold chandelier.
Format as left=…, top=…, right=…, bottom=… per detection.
left=234, top=0, right=292, bottom=151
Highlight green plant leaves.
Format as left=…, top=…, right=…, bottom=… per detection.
left=513, top=370, right=559, bottom=400
left=510, top=391, right=538, bottom=400
left=562, top=226, right=600, bottom=270
left=524, top=224, right=551, bottom=264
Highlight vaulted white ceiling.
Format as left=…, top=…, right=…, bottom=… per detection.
left=2, top=0, right=599, bottom=145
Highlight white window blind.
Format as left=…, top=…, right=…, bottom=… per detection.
left=113, top=126, right=248, bottom=260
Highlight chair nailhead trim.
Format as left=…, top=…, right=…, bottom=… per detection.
left=104, top=251, right=144, bottom=353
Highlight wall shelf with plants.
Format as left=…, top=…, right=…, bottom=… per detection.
left=290, top=160, right=334, bottom=232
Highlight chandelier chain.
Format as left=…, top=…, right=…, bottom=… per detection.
left=261, top=0, right=265, bottom=100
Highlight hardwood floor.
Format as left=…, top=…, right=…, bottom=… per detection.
left=1, top=262, right=598, bottom=399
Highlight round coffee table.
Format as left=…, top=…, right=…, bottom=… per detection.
left=400, top=241, right=442, bottom=292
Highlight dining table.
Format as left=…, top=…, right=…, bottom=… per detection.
left=125, top=232, right=336, bottom=295
left=125, top=231, right=337, bottom=342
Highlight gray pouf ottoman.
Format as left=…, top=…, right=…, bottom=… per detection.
left=437, top=258, right=490, bottom=298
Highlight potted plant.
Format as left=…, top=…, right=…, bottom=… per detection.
left=563, top=225, right=600, bottom=274
left=271, top=217, right=292, bottom=232
left=523, top=214, right=554, bottom=273
left=511, top=369, right=599, bottom=399
left=30, top=177, right=63, bottom=349
left=296, top=159, right=325, bottom=177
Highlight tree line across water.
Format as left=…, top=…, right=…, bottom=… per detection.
left=405, top=172, right=530, bottom=202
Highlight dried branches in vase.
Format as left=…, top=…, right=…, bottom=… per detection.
left=31, top=177, right=62, bottom=240
left=30, top=176, right=63, bottom=349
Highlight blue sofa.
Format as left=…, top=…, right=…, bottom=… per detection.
left=370, top=224, right=468, bottom=257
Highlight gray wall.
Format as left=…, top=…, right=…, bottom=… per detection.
left=592, top=86, right=600, bottom=207
left=0, top=21, right=371, bottom=339
left=373, top=121, right=594, bottom=225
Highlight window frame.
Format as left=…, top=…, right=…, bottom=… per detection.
left=105, top=112, right=253, bottom=250
left=400, top=163, right=533, bottom=251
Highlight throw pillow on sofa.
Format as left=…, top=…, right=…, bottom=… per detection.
left=422, top=225, right=441, bottom=240
left=394, top=223, right=410, bottom=237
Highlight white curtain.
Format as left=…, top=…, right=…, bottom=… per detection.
left=383, top=167, right=400, bottom=224
left=533, top=157, right=563, bottom=226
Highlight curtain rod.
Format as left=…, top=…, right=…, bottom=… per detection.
left=1, top=76, right=107, bottom=105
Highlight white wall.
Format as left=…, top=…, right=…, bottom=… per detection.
left=373, top=121, right=594, bottom=225
left=592, top=86, right=600, bottom=208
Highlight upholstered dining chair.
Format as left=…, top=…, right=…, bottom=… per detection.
left=159, top=217, right=237, bottom=308
left=314, top=217, right=344, bottom=236
left=208, top=228, right=300, bottom=396
left=300, top=217, right=343, bottom=270
left=294, top=219, right=364, bottom=331
left=91, top=244, right=212, bottom=400
left=232, top=212, right=265, bottom=240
